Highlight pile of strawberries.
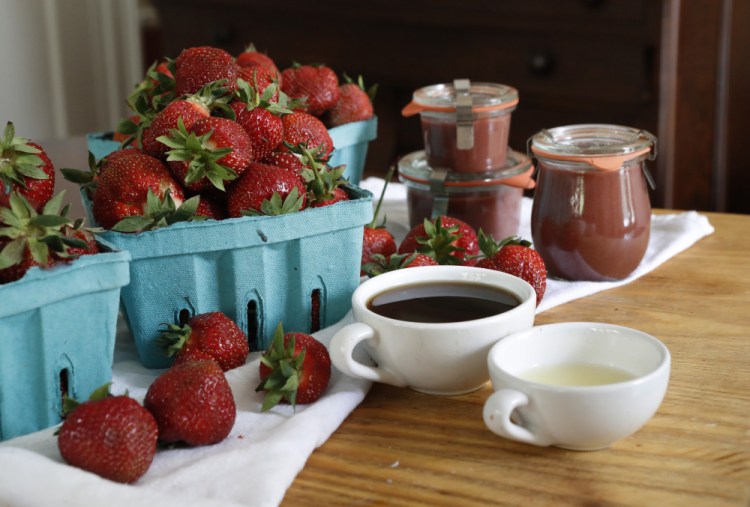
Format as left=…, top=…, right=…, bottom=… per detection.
left=0, top=122, right=100, bottom=284
left=361, top=175, right=547, bottom=305
left=63, top=44, right=376, bottom=233
left=57, top=310, right=331, bottom=484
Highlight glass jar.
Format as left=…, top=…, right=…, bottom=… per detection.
left=399, top=149, right=535, bottom=241
left=402, top=79, right=518, bottom=174
left=529, top=124, right=657, bottom=281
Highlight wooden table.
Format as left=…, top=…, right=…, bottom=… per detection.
left=40, top=138, right=748, bottom=505
left=282, top=211, right=750, bottom=506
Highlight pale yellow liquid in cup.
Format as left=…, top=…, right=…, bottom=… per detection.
left=519, top=363, right=636, bottom=387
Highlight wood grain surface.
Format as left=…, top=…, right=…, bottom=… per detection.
left=282, top=211, right=750, bottom=506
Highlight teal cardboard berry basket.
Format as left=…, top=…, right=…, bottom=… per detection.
left=91, top=188, right=372, bottom=369
left=86, top=116, right=377, bottom=184
left=0, top=244, right=130, bottom=441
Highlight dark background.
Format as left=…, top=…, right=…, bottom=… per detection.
left=144, top=0, right=749, bottom=214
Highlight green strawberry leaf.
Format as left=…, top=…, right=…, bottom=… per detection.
left=0, top=237, right=26, bottom=269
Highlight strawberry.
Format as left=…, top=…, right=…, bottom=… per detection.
left=195, top=194, right=226, bottom=220
left=226, top=162, right=306, bottom=217
left=62, top=148, right=142, bottom=200
left=262, top=151, right=305, bottom=175
left=362, top=251, right=438, bottom=277
left=290, top=143, right=349, bottom=208
left=174, top=46, right=237, bottom=96
left=236, top=44, right=281, bottom=84
left=310, top=187, right=349, bottom=208
left=235, top=65, right=278, bottom=101
left=280, top=63, right=340, bottom=116
left=256, top=323, right=331, bottom=411
left=59, top=222, right=100, bottom=259
left=360, top=166, right=396, bottom=274
left=280, top=111, right=333, bottom=160
left=324, top=74, right=376, bottom=127
left=91, top=151, right=184, bottom=230
left=57, top=384, right=158, bottom=484
left=144, top=359, right=236, bottom=446
left=158, top=311, right=249, bottom=371
left=109, top=191, right=205, bottom=233
left=398, top=215, right=479, bottom=266
left=0, top=122, right=55, bottom=212
left=122, top=59, right=177, bottom=123
left=0, top=192, right=90, bottom=284
left=361, top=225, right=397, bottom=270
left=477, top=232, right=547, bottom=306
left=230, top=80, right=293, bottom=161
left=140, top=96, right=210, bottom=158
left=158, top=116, right=253, bottom=193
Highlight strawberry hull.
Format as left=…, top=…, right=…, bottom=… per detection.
left=0, top=244, right=130, bottom=441
left=93, top=185, right=373, bottom=369
left=86, top=116, right=377, bottom=184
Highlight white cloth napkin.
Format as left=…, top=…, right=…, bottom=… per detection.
left=0, top=313, right=369, bottom=507
left=358, top=177, right=716, bottom=314
left=0, top=177, right=714, bottom=507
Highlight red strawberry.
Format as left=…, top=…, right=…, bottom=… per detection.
left=227, top=162, right=306, bottom=217
left=262, top=151, right=305, bottom=175
left=310, top=186, right=349, bottom=208
left=113, top=115, right=142, bottom=143
left=362, top=251, right=438, bottom=277
left=91, top=151, right=184, bottom=230
left=398, top=215, right=479, bottom=266
left=58, top=223, right=100, bottom=260
left=144, top=359, right=236, bottom=446
left=195, top=194, right=226, bottom=220
left=158, top=311, right=249, bottom=371
left=281, top=63, right=340, bottom=116
left=361, top=227, right=396, bottom=275
left=174, top=46, right=237, bottom=96
left=360, top=167, right=397, bottom=274
left=477, top=233, right=547, bottom=306
left=324, top=75, right=376, bottom=127
left=159, top=116, right=253, bottom=193
left=401, top=252, right=439, bottom=268
left=0, top=192, right=90, bottom=283
left=230, top=81, right=293, bottom=161
left=122, top=58, right=177, bottom=126
left=280, top=111, right=333, bottom=160
left=289, top=143, right=348, bottom=208
left=0, top=122, right=55, bottom=212
left=235, top=65, right=278, bottom=101
left=140, top=97, right=210, bottom=158
left=236, top=44, right=281, bottom=83
left=57, top=384, right=158, bottom=484
left=256, top=323, right=331, bottom=411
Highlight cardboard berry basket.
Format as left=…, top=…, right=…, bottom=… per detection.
left=81, top=184, right=373, bottom=369
left=0, top=243, right=130, bottom=441
left=86, top=116, right=378, bottom=185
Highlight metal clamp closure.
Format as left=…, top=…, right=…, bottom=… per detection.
left=454, top=78, right=474, bottom=150
left=429, top=167, right=450, bottom=219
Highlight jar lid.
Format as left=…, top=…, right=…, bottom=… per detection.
left=401, top=80, right=519, bottom=116
left=398, top=150, right=535, bottom=192
left=528, top=124, right=657, bottom=171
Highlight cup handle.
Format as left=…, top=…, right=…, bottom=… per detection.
left=329, top=322, right=408, bottom=387
left=483, top=389, right=553, bottom=447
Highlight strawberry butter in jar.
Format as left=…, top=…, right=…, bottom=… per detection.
left=529, top=124, right=657, bottom=282
left=398, top=149, right=535, bottom=241
left=402, top=79, right=519, bottom=173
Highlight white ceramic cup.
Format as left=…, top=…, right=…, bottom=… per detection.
left=329, top=265, right=536, bottom=395
left=483, top=322, right=671, bottom=450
